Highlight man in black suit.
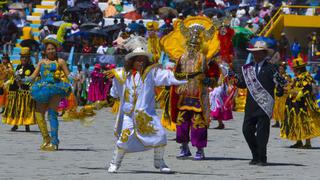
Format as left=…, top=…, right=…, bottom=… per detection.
left=233, top=39, right=283, bottom=166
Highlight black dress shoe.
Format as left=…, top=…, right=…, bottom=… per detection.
left=25, top=125, right=30, bottom=132
left=11, top=125, right=18, bottom=131
left=249, top=160, right=259, bottom=165
left=289, top=141, right=303, bottom=148
left=257, top=161, right=267, bottom=166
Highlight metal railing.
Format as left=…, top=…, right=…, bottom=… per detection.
left=57, top=52, right=125, bottom=67
left=259, top=5, right=320, bottom=37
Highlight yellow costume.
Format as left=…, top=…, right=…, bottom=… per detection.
left=280, top=58, right=320, bottom=141
left=2, top=48, right=36, bottom=126
left=160, top=16, right=220, bottom=133
left=273, top=73, right=291, bottom=122
left=146, top=22, right=161, bottom=63
left=234, top=88, right=247, bottom=112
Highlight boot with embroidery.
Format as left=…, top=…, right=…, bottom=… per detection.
left=177, top=143, right=191, bottom=159
left=35, top=112, right=52, bottom=150
left=154, top=147, right=172, bottom=173
left=108, top=148, right=125, bottom=173
left=48, top=109, right=59, bottom=150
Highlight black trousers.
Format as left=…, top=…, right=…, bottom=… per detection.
left=242, top=115, right=270, bottom=163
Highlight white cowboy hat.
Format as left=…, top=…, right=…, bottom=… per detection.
left=125, top=47, right=152, bottom=62
left=247, top=40, right=274, bottom=55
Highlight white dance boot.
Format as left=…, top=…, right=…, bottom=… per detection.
left=154, top=147, right=172, bottom=173
left=108, top=148, right=125, bottom=173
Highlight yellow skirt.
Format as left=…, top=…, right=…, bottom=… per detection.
left=273, top=94, right=288, bottom=122
left=2, top=90, right=36, bottom=126
left=280, top=99, right=320, bottom=141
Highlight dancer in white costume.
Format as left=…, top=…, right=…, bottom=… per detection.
left=107, top=36, right=200, bottom=173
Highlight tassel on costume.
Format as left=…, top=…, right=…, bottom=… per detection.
left=111, top=100, right=120, bottom=114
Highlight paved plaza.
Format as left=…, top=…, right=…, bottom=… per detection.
left=1, top=110, right=320, bottom=180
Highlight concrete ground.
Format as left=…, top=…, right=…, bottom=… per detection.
left=1, top=110, right=319, bottom=180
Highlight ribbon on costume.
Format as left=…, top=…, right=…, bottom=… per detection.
left=242, top=63, right=274, bottom=118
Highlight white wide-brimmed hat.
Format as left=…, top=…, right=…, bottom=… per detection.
left=125, top=47, right=152, bottom=62
left=123, top=35, right=152, bottom=62
left=247, top=40, right=274, bottom=55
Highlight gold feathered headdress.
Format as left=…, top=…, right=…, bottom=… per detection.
left=160, top=16, right=220, bottom=61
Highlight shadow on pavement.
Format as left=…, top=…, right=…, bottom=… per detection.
left=208, top=128, right=234, bottom=130
left=79, top=167, right=106, bottom=170
left=266, top=162, right=305, bottom=166
left=8, top=130, right=40, bottom=133
left=203, top=157, right=251, bottom=161
left=59, top=148, right=105, bottom=152
left=121, top=170, right=221, bottom=175
left=121, top=170, right=176, bottom=174
left=283, top=146, right=320, bottom=150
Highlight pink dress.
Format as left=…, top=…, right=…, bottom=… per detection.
left=103, top=77, right=112, bottom=100
left=88, top=70, right=105, bottom=102
left=209, top=83, right=233, bottom=121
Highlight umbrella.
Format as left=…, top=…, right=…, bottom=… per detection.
left=86, top=28, right=108, bottom=37
left=232, top=26, right=253, bottom=48
left=123, top=11, right=142, bottom=21
left=76, top=1, right=95, bottom=9
left=158, top=7, right=178, bottom=19
left=203, top=8, right=225, bottom=17
left=128, top=23, right=146, bottom=33
left=223, top=5, right=239, bottom=12
left=65, top=6, right=82, bottom=13
left=232, top=26, right=254, bottom=36
left=9, top=2, right=25, bottom=10
left=103, top=24, right=123, bottom=32
left=80, top=22, right=99, bottom=30
left=20, top=39, right=40, bottom=51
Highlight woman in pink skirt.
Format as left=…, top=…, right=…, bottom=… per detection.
left=209, top=73, right=234, bottom=129
left=88, top=64, right=105, bottom=102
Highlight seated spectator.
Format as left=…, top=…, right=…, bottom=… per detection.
left=291, top=38, right=302, bottom=58
left=70, top=23, right=80, bottom=35
left=97, top=40, right=109, bottom=55
left=104, top=1, right=118, bottom=17
left=39, top=26, right=51, bottom=42
left=230, top=13, right=240, bottom=28
left=259, top=3, right=271, bottom=18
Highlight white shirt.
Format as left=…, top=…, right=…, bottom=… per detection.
left=255, top=59, right=266, bottom=74
left=96, top=46, right=108, bottom=54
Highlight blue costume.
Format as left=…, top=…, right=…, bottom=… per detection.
left=31, top=62, right=71, bottom=103
left=30, top=61, right=71, bottom=148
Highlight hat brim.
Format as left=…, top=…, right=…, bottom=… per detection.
left=125, top=52, right=153, bottom=62
left=42, top=39, right=61, bottom=49
left=247, top=47, right=274, bottom=55
left=292, top=63, right=307, bottom=69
